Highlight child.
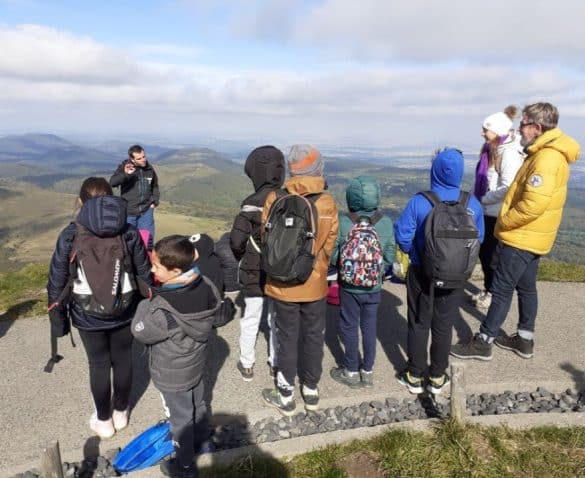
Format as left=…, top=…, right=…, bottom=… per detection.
left=132, top=235, right=220, bottom=478
left=394, top=149, right=484, bottom=395
left=329, top=176, right=395, bottom=388
left=230, top=146, right=285, bottom=381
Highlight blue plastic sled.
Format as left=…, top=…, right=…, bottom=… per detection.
left=112, top=421, right=174, bottom=473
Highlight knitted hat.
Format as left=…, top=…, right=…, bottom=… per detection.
left=482, top=112, right=513, bottom=136
left=287, top=144, right=324, bottom=177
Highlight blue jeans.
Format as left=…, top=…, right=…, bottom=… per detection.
left=479, top=243, right=540, bottom=338
left=127, top=207, right=154, bottom=249
left=339, top=288, right=381, bottom=372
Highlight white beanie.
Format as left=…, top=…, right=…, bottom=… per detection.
left=483, top=112, right=513, bottom=136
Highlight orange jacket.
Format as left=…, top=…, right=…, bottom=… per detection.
left=262, top=176, right=339, bottom=302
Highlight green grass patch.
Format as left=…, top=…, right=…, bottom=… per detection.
left=537, top=259, right=585, bottom=282
left=202, top=422, right=585, bottom=477
left=0, top=262, right=48, bottom=320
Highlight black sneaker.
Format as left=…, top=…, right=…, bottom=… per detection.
left=494, top=333, right=534, bottom=359
left=330, top=367, right=362, bottom=389
left=262, top=388, right=296, bottom=416
left=397, top=369, right=424, bottom=394
left=300, top=386, right=320, bottom=411
left=427, top=373, right=450, bottom=395
left=450, top=334, right=493, bottom=361
left=237, top=361, right=254, bottom=382
left=160, top=458, right=197, bottom=478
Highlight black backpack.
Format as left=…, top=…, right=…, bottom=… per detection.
left=261, top=190, right=320, bottom=284
left=69, top=223, right=138, bottom=318
left=420, top=191, right=480, bottom=289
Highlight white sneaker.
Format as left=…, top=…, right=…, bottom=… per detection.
left=89, top=413, right=115, bottom=439
left=112, top=408, right=129, bottom=431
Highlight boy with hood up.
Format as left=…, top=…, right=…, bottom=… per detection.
left=329, top=176, right=395, bottom=389
left=230, top=146, right=285, bottom=381
left=394, top=148, right=484, bottom=395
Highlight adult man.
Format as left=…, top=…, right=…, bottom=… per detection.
left=261, top=145, right=339, bottom=415
left=110, top=145, right=159, bottom=248
left=451, top=103, right=581, bottom=361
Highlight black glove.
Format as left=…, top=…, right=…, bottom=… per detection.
left=49, top=308, right=70, bottom=338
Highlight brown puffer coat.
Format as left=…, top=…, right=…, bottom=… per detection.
left=262, top=176, right=339, bottom=302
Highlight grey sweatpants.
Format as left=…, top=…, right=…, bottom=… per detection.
left=160, top=380, right=209, bottom=468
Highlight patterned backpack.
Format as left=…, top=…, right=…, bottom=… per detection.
left=339, top=211, right=384, bottom=287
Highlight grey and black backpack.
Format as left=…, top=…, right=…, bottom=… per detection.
left=261, top=190, right=320, bottom=284
left=420, top=191, right=480, bottom=290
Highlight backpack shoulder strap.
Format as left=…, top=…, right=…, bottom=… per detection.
left=458, top=190, right=471, bottom=206
left=369, top=210, right=384, bottom=225
left=347, top=212, right=360, bottom=223
left=420, top=191, right=441, bottom=207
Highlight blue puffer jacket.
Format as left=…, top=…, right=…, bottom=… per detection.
left=47, top=195, right=153, bottom=330
left=394, top=149, right=485, bottom=267
left=331, top=176, right=395, bottom=294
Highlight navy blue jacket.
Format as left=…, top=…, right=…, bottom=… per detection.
left=47, top=195, right=153, bottom=330
left=394, top=149, right=485, bottom=267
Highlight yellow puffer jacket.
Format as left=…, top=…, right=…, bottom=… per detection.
left=262, top=176, right=339, bottom=302
left=495, top=127, right=580, bottom=255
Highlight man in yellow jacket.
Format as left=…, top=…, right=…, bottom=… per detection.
left=261, top=145, right=339, bottom=415
left=452, top=102, right=580, bottom=361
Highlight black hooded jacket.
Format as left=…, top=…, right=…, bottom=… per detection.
left=230, top=146, right=285, bottom=297
left=214, top=232, right=240, bottom=293
left=47, top=195, right=153, bottom=330
left=191, top=233, right=224, bottom=294
left=109, top=160, right=159, bottom=216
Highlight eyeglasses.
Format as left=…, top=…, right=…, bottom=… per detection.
left=519, top=122, right=535, bottom=129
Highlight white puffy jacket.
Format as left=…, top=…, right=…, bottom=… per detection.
left=481, top=132, right=525, bottom=217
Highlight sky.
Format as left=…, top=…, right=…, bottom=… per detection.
left=0, top=0, right=584, bottom=149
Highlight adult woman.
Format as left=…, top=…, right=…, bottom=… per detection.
left=472, top=106, right=524, bottom=308
left=47, top=177, right=152, bottom=438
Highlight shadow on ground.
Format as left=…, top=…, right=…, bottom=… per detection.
left=0, top=299, right=39, bottom=338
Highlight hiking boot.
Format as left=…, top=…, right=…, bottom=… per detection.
left=262, top=388, right=296, bottom=417
left=427, top=374, right=451, bottom=395
left=494, top=333, right=534, bottom=359
left=89, top=413, right=115, bottom=439
left=330, top=367, right=362, bottom=389
left=397, top=369, right=424, bottom=394
left=474, top=291, right=492, bottom=309
left=450, top=334, right=493, bottom=361
left=112, top=408, right=129, bottom=431
left=360, top=369, right=374, bottom=388
left=160, top=458, right=198, bottom=478
left=301, top=385, right=320, bottom=411
left=237, top=361, right=254, bottom=382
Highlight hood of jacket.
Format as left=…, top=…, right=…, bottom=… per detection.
left=191, top=233, right=215, bottom=259
left=525, top=127, right=581, bottom=165
left=430, top=148, right=464, bottom=196
left=283, top=175, right=326, bottom=196
left=245, top=146, right=286, bottom=192
left=346, top=176, right=380, bottom=212
left=77, top=195, right=127, bottom=237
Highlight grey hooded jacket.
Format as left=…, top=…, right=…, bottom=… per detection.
left=131, top=276, right=220, bottom=392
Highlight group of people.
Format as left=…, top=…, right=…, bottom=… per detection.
left=46, top=102, right=580, bottom=478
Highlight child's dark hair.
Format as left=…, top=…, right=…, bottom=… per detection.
left=154, top=235, right=194, bottom=272
left=79, top=177, right=113, bottom=203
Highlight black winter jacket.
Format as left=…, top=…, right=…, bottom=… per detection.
left=191, top=233, right=224, bottom=295
left=230, top=146, right=285, bottom=297
left=109, top=160, right=160, bottom=215
left=214, top=233, right=240, bottom=293
left=47, top=196, right=153, bottom=331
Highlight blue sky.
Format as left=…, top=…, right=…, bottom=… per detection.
left=1, top=0, right=584, bottom=149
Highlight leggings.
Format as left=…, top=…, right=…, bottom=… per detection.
left=78, top=325, right=133, bottom=421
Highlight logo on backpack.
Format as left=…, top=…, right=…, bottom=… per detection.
left=339, top=211, right=384, bottom=287
left=261, top=191, right=320, bottom=284
left=420, top=191, right=480, bottom=289
left=70, top=223, right=137, bottom=317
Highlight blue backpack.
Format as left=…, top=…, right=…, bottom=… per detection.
left=112, top=421, right=174, bottom=473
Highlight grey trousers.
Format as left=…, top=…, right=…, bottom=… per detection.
left=160, top=380, right=209, bottom=468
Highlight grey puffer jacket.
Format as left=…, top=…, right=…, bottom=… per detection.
left=131, top=276, right=220, bottom=392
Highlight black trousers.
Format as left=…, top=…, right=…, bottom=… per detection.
left=478, top=215, right=498, bottom=291
left=78, top=325, right=133, bottom=421
left=406, top=267, right=463, bottom=378
left=273, top=298, right=327, bottom=391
